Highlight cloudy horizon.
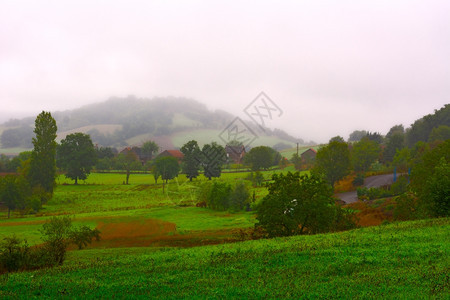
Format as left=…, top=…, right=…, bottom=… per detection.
left=1, top=0, right=449, bottom=143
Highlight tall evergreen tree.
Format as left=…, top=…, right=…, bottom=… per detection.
left=28, top=111, right=58, bottom=196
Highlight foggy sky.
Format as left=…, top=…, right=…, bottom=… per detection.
left=1, top=0, right=449, bottom=143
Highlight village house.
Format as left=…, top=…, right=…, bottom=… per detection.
left=225, top=145, right=246, bottom=164
left=156, top=150, right=184, bottom=162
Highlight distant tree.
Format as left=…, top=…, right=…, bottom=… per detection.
left=201, top=142, right=226, bottom=180
left=244, top=146, right=274, bottom=171
left=0, top=175, right=29, bottom=218
left=180, top=140, right=201, bottom=181
left=0, top=126, right=33, bottom=148
left=406, top=104, right=449, bottom=147
left=330, top=136, right=345, bottom=143
left=227, top=140, right=244, bottom=147
left=428, top=125, right=450, bottom=143
left=57, top=133, right=97, bottom=185
left=153, top=156, right=180, bottom=183
left=115, top=152, right=142, bottom=185
left=141, top=141, right=159, bottom=161
left=95, top=147, right=116, bottom=159
left=256, top=172, right=336, bottom=237
left=351, top=137, right=380, bottom=173
left=6, top=151, right=31, bottom=173
left=28, top=111, right=58, bottom=195
left=348, top=130, right=368, bottom=142
left=383, top=132, right=405, bottom=163
left=392, top=148, right=411, bottom=172
left=229, top=181, right=250, bottom=212
left=386, top=124, right=405, bottom=139
left=366, top=132, right=384, bottom=144
left=312, top=138, right=351, bottom=189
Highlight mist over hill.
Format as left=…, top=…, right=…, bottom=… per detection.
left=0, top=96, right=304, bottom=151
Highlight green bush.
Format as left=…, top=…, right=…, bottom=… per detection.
left=0, top=236, right=29, bottom=273
left=229, top=181, right=250, bottom=212
left=352, top=173, right=365, bottom=186
left=69, top=226, right=101, bottom=250
left=208, top=182, right=232, bottom=211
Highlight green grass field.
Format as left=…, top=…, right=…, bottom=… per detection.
left=1, top=171, right=449, bottom=298
left=1, top=218, right=448, bottom=298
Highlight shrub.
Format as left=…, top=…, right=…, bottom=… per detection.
left=352, top=173, right=365, bottom=186
left=0, top=236, right=29, bottom=273
left=208, top=182, right=232, bottom=211
left=229, top=181, right=250, bottom=212
left=69, top=226, right=101, bottom=250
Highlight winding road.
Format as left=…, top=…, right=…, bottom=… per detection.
left=336, top=173, right=396, bottom=204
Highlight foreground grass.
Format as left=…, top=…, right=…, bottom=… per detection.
left=1, top=218, right=448, bottom=298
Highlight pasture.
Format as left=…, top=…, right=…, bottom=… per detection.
left=1, top=218, right=448, bottom=298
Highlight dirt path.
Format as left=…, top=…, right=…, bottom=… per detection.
left=335, top=174, right=396, bottom=204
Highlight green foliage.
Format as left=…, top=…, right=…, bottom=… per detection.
left=153, top=156, right=180, bottom=183
left=256, top=172, right=336, bottom=237
left=229, top=181, right=250, bottom=212
left=383, top=132, right=405, bottom=163
left=393, top=193, right=420, bottom=221
left=198, top=181, right=250, bottom=212
left=40, top=216, right=73, bottom=265
left=406, top=104, right=450, bottom=147
left=0, top=175, right=30, bottom=218
left=428, top=125, right=450, bottom=142
left=69, top=226, right=101, bottom=250
left=313, top=138, right=351, bottom=188
left=0, top=126, right=33, bottom=148
left=0, top=235, right=29, bottom=273
left=244, top=146, right=274, bottom=170
left=141, top=141, right=159, bottom=161
left=180, top=140, right=201, bottom=181
left=115, top=152, right=142, bottom=184
left=351, top=137, right=380, bottom=172
left=348, top=130, right=368, bottom=142
left=57, top=133, right=97, bottom=184
left=410, top=140, right=450, bottom=217
left=290, top=153, right=302, bottom=170
left=246, top=171, right=265, bottom=187
left=28, top=111, right=58, bottom=195
left=201, top=142, right=226, bottom=180
left=207, top=181, right=232, bottom=211
left=352, top=173, right=365, bottom=186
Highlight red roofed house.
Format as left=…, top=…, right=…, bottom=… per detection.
left=156, top=150, right=184, bottom=162
left=301, top=148, right=317, bottom=165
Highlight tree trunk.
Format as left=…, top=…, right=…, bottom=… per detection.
left=8, top=208, right=10, bottom=218
left=126, top=170, right=130, bottom=185
left=75, top=177, right=78, bottom=185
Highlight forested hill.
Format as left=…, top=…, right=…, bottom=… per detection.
left=0, top=96, right=302, bottom=151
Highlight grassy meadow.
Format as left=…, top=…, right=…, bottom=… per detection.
left=1, top=171, right=449, bottom=298
left=1, top=218, right=448, bottom=298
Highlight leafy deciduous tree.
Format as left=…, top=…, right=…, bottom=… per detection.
left=57, top=133, right=97, bottom=185
left=180, top=140, right=201, bottom=181
left=201, top=142, right=226, bottom=180
left=256, top=172, right=336, bottom=237
left=313, top=138, right=351, bottom=189
left=351, top=137, right=380, bottom=173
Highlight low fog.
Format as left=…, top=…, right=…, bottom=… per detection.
left=1, top=0, right=449, bottom=142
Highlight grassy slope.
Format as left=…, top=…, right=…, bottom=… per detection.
left=1, top=218, right=448, bottom=298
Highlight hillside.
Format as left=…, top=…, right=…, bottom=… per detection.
left=0, top=96, right=304, bottom=153
left=1, top=218, right=448, bottom=298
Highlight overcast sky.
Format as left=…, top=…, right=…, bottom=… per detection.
left=1, top=0, right=449, bottom=143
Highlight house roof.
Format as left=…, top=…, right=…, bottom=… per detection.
left=301, top=148, right=317, bottom=155
left=162, top=150, right=184, bottom=159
